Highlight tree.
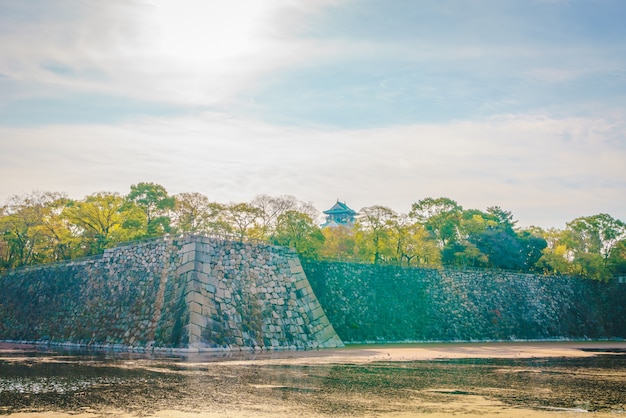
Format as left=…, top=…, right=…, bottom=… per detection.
left=273, top=210, right=325, bottom=258
left=222, top=202, right=262, bottom=240
left=472, top=227, right=525, bottom=270
left=535, top=227, right=575, bottom=275
left=516, top=229, right=548, bottom=271
left=172, top=192, right=225, bottom=235
left=0, top=197, right=39, bottom=269
left=65, top=192, right=128, bottom=255
left=560, top=214, right=626, bottom=280
left=440, top=207, right=547, bottom=272
left=442, top=241, right=488, bottom=268
left=409, top=197, right=463, bottom=248
left=251, top=194, right=319, bottom=240
left=607, top=239, right=626, bottom=276
left=487, top=206, right=517, bottom=233
left=0, top=191, right=72, bottom=268
left=533, top=215, right=625, bottom=280
left=37, top=192, right=74, bottom=262
left=356, top=205, right=398, bottom=264
left=319, top=226, right=357, bottom=260
left=252, top=194, right=296, bottom=237
left=125, top=182, right=175, bottom=237
left=566, top=214, right=626, bottom=261
left=391, top=217, right=441, bottom=267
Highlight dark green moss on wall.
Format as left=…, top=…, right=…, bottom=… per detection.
left=302, top=260, right=626, bottom=343
left=2, top=240, right=623, bottom=349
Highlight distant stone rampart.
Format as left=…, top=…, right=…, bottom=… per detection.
left=302, top=260, right=626, bottom=343
left=0, top=236, right=343, bottom=351
left=2, top=238, right=624, bottom=351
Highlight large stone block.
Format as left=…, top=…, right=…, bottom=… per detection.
left=177, top=262, right=195, bottom=275
left=189, top=311, right=207, bottom=328
left=182, top=242, right=196, bottom=254
left=186, top=292, right=208, bottom=309
left=289, top=264, right=304, bottom=275
left=186, top=323, right=202, bottom=340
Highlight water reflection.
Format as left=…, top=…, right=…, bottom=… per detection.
left=1, top=344, right=625, bottom=416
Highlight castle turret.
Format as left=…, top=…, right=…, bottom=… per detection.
left=321, top=200, right=356, bottom=228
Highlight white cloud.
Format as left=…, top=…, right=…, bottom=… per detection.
left=1, top=0, right=625, bottom=230
left=0, top=1, right=345, bottom=107
left=1, top=111, right=624, bottom=228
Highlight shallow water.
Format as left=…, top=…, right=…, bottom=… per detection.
left=1, top=344, right=625, bottom=417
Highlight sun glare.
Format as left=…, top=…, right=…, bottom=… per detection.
left=144, top=0, right=272, bottom=64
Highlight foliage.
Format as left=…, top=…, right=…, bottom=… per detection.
left=126, top=182, right=175, bottom=238
left=409, top=197, right=463, bottom=248
left=608, top=239, right=626, bottom=276
left=0, top=186, right=624, bottom=280
left=356, top=205, right=398, bottom=264
left=172, top=192, right=226, bottom=235
left=272, top=210, right=324, bottom=258
left=0, top=191, right=72, bottom=269
left=390, top=216, right=440, bottom=267
left=221, top=202, right=262, bottom=240
left=251, top=194, right=318, bottom=239
left=318, top=225, right=357, bottom=260
left=65, top=192, right=130, bottom=255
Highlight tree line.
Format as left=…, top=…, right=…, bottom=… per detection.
left=1, top=182, right=624, bottom=280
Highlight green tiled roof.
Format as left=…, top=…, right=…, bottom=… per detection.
left=323, top=200, right=356, bottom=215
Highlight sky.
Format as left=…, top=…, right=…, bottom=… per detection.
left=0, top=0, right=625, bottom=228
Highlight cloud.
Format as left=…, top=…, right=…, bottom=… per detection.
left=1, top=110, right=624, bottom=228
left=2, top=0, right=625, bottom=130
left=1, top=0, right=625, bottom=230
left=0, top=1, right=344, bottom=110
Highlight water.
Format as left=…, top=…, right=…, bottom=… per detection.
left=1, top=343, right=625, bottom=417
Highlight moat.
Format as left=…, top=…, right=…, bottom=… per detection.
left=1, top=342, right=625, bottom=417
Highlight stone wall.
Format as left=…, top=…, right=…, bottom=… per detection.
left=3, top=240, right=624, bottom=350
left=302, top=260, right=626, bottom=343
left=0, top=236, right=342, bottom=351
left=175, top=237, right=342, bottom=350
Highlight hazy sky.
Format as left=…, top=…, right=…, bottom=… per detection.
left=1, top=0, right=625, bottom=228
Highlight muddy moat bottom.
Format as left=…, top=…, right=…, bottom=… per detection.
left=1, top=342, right=625, bottom=417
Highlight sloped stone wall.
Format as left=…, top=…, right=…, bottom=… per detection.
left=302, top=260, right=626, bottom=343
left=176, top=236, right=342, bottom=350
left=0, top=236, right=342, bottom=351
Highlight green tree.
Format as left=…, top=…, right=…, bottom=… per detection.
left=409, top=197, right=463, bottom=248
left=442, top=207, right=546, bottom=271
left=444, top=209, right=492, bottom=268
left=356, top=205, right=398, bottom=264
left=125, top=182, right=175, bottom=238
left=442, top=241, right=488, bottom=269
left=534, top=227, right=575, bottom=275
left=392, top=217, right=441, bottom=267
left=562, top=214, right=625, bottom=280
left=0, top=191, right=72, bottom=268
left=607, top=239, right=626, bottom=276
left=319, top=225, right=357, bottom=260
left=486, top=206, right=517, bottom=232
left=65, top=192, right=129, bottom=255
left=516, top=229, right=548, bottom=271
left=566, top=214, right=626, bottom=261
left=273, top=210, right=324, bottom=258
left=472, top=227, right=525, bottom=270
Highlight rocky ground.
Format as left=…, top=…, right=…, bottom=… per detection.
left=1, top=341, right=625, bottom=417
